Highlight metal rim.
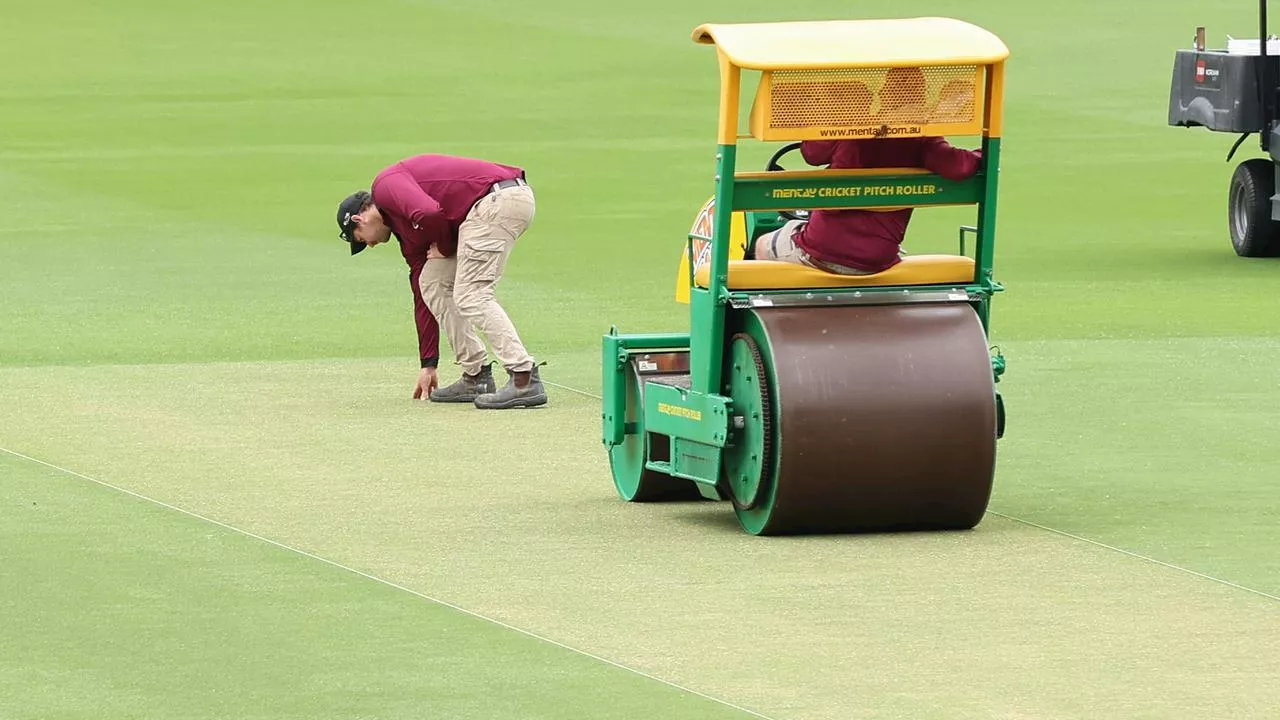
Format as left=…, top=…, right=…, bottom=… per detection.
left=608, top=362, right=699, bottom=502
left=607, top=363, right=649, bottom=500
left=722, top=333, right=773, bottom=511
left=1230, top=179, right=1250, bottom=244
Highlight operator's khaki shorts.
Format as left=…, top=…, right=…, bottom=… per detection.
left=755, top=220, right=873, bottom=275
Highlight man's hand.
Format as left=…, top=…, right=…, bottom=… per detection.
left=426, top=244, right=445, bottom=260
left=413, top=367, right=439, bottom=400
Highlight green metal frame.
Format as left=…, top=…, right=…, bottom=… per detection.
left=733, top=172, right=984, bottom=212
left=601, top=331, right=690, bottom=447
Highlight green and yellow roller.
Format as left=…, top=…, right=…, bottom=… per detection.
left=603, top=17, right=1011, bottom=535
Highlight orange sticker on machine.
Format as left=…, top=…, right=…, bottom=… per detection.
left=688, top=197, right=716, bottom=275
left=675, top=197, right=748, bottom=304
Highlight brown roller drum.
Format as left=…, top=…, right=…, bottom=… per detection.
left=730, top=302, right=997, bottom=535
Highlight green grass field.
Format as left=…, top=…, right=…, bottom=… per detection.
left=3, top=1, right=1279, bottom=718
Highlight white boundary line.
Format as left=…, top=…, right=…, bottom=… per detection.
left=547, top=380, right=1279, bottom=604
left=986, top=511, right=1280, bottom=603
left=0, top=445, right=779, bottom=720
left=545, top=380, right=602, bottom=399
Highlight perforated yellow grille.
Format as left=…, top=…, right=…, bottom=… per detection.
left=767, top=65, right=982, bottom=130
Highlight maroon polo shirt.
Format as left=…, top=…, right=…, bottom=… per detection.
left=369, top=154, right=527, bottom=367
left=794, top=138, right=981, bottom=273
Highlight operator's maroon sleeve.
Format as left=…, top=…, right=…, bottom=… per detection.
left=919, top=138, right=982, bottom=181
left=407, top=259, right=440, bottom=368
left=375, top=168, right=444, bottom=229
left=801, top=140, right=838, bottom=166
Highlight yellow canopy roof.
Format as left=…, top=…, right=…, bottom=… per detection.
left=691, top=17, right=1009, bottom=69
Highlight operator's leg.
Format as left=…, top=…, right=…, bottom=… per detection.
left=754, top=219, right=876, bottom=275
left=420, top=254, right=494, bottom=402
left=454, top=185, right=545, bottom=409
left=753, top=219, right=809, bottom=263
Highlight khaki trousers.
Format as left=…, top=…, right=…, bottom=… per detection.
left=419, top=184, right=536, bottom=374
left=756, top=219, right=875, bottom=275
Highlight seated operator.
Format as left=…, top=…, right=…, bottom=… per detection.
left=753, top=69, right=982, bottom=274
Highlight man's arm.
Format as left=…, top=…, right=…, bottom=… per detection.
left=920, top=138, right=982, bottom=181
left=800, top=140, right=837, bottom=166
left=374, top=169, right=445, bottom=230
left=409, top=260, right=440, bottom=400
left=408, top=260, right=440, bottom=368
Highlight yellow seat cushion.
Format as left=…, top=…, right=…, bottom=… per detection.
left=693, top=254, right=975, bottom=290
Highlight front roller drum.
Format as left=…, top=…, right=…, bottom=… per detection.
left=722, top=303, right=998, bottom=535
left=608, top=359, right=702, bottom=502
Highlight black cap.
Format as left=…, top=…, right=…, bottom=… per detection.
left=337, top=191, right=372, bottom=255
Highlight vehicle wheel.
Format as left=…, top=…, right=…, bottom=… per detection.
left=1228, top=159, right=1280, bottom=257
left=607, top=362, right=701, bottom=502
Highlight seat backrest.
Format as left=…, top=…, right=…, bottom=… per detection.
left=749, top=63, right=988, bottom=142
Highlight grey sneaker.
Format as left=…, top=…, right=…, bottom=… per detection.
left=429, top=363, right=495, bottom=403
left=474, top=365, right=548, bottom=409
